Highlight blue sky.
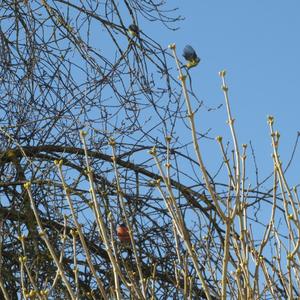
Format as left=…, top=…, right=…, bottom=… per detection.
left=149, top=2, right=300, bottom=278
left=146, top=1, right=300, bottom=186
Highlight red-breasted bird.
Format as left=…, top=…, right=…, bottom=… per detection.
left=182, top=45, right=200, bottom=69
left=117, top=223, right=131, bottom=243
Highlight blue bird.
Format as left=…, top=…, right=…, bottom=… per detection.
left=182, top=45, right=200, bottom=69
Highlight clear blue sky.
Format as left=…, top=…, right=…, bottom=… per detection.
left=146, top=1, right=300, bottom=186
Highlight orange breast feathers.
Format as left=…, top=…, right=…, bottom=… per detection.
left=117, top=224, right=131, bottom=243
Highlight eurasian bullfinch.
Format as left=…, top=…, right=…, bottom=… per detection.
left=117, top=223, right=131, bottom=243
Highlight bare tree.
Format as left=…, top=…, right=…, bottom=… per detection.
left=0, top=1, right=299, bottom=299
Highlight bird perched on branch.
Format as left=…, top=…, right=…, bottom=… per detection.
left=117, top=223, right=133, bottom=259
left=182, top=45, right=200, bottom=69
left=128, top=24, right=140, bottom=37
left=117, top=223, right=131, bottom=243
